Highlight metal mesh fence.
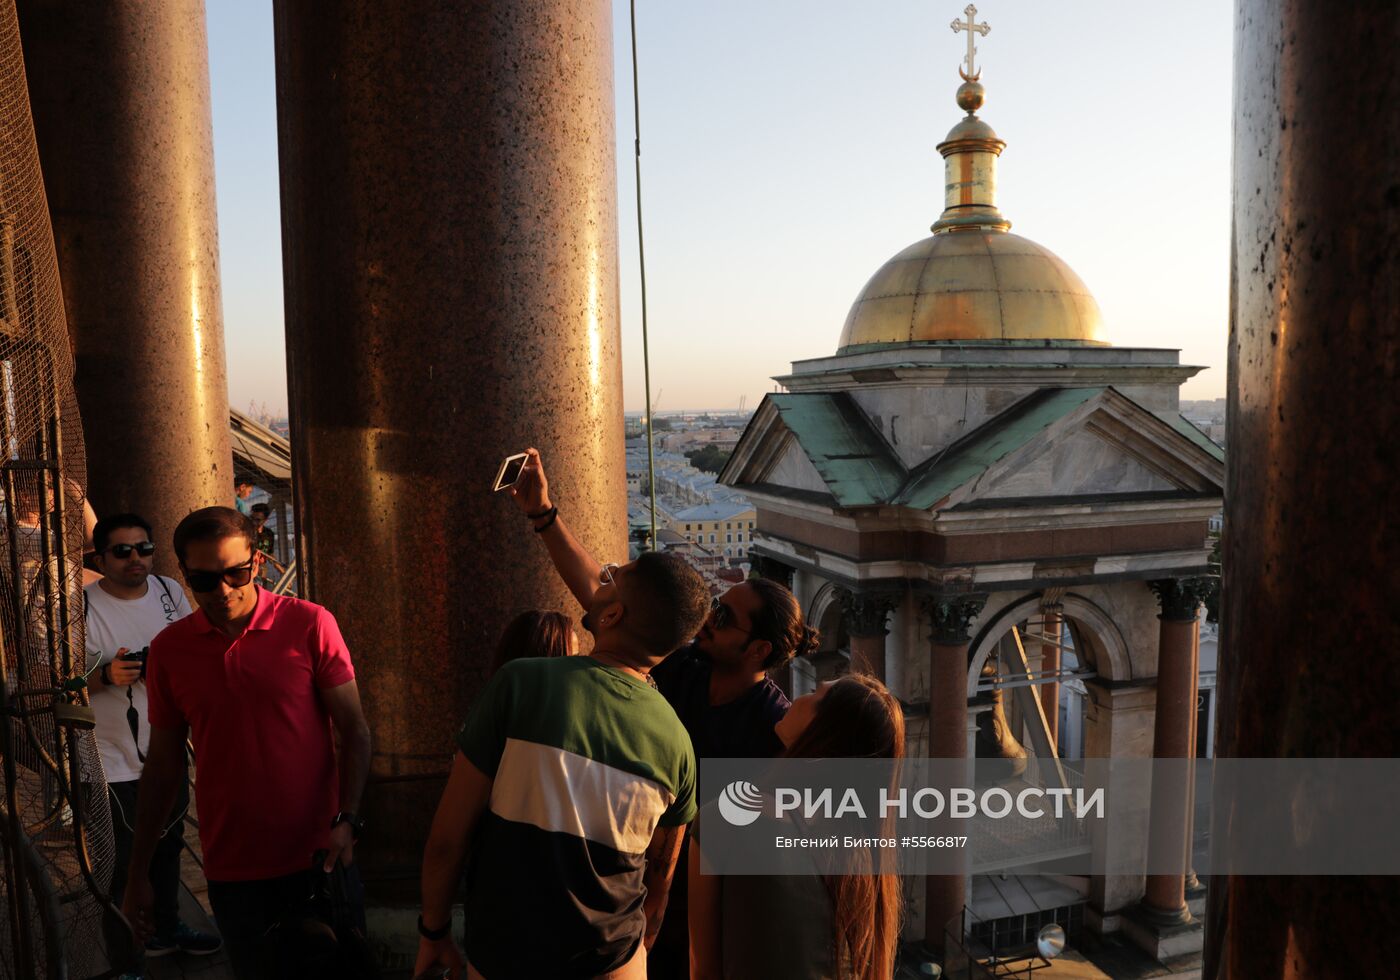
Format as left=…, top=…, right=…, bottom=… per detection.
left=0, top=0, right=116, bottom=976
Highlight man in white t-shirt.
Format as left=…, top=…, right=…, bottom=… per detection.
left=86, top=514, right=221, bottom=969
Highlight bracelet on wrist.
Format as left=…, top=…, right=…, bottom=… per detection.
left=525, top=504, right=555, bottom=520
left=532, top=506, right=559, bottom=533
left=418, top=914, right=451, bottom=941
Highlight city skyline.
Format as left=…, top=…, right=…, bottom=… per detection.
left=209, top=1, right=1231, bottom=415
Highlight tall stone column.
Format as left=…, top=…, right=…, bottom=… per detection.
left=921, top=593, right=985, bottom=955
left=1211, top=4, right=1400, bottom=977
left=271, top=0, right=625, bottom=905
left=1143, top=579, right=1207, bottom=922
left=840, top=589, right=897, bottom=681
left=19, top=0, right=233, bottom=574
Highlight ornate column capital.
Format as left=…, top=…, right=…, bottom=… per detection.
left=1148, top=577, right=1216, bottom=622
left=838, top=588, right=900, bottom=638
left=921, top=592, right=988, bottom=646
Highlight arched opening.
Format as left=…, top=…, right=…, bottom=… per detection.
left=957, top=592, right=1133, bottom=953
left=790, top=580, right=849, bottom=697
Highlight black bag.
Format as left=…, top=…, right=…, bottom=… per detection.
left=264, top=851, right=379, bottom=979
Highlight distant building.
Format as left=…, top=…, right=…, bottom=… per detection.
left=670, top=499, right=756, bottom=562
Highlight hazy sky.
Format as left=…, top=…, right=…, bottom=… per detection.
left=208, top=1, right=1232, bottom=416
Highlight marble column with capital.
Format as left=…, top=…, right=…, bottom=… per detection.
left=839, top=589, right=898, bottom=681
left=921, top=592, right=986, bottom=954
left=1142, top=578, right=1209, bottom=924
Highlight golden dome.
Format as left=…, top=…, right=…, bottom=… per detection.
left=837, top=231, right=1107, bottom=349
left=837, top=50, right=1108, bottom=351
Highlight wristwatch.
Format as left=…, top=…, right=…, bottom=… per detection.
left=331, top=810, right=364, bottom=840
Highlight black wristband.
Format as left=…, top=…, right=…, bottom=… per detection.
left=532, top=506, right=559, bottom=533
left=99, top=663, right=113, bottom=686
left=525, top=504, right=555, bottom=520
left=418, top=914, right=450, bottom=941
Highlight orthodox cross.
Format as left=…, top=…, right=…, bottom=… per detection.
left=951, top=4, right=991, bottom=80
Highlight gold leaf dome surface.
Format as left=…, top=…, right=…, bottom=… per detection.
left=836, top=230, right=1107, bottom=350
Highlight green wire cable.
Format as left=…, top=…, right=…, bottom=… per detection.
left=630, top=0, right=658, bottom=550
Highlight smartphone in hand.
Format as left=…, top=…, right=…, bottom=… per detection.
left=493, top=453, right=529, bottom=492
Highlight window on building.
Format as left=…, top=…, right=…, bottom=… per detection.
left=737, top=532, right=744, bottom=542
left=726, top=533, right=732, bottom=543
left=710, top=534, right=716, bottom=544
left=685, top=524, right=691, bottom=531
left=738, top=547, right=745, bottom=556
left=749, top=521, right=755, bottom=529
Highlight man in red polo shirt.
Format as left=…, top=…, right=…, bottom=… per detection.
left=121, top=507, right=372, bottom=978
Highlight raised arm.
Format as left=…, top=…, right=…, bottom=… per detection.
left=322, top=679, right=372, bottom=871
left=509, top=448, right=604, bottom=609
left=415, top=752, right=493, bottom=977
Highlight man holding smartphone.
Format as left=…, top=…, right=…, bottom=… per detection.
left=85, top=514, right=219, bottom=970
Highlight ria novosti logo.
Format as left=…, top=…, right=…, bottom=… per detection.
left=717, top=780, right=764, bottom=826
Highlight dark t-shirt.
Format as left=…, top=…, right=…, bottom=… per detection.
left=647, top=646, right=790, bottom=979
left=650, top=645, right=790, bottom=762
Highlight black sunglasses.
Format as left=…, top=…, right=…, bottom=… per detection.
left=183, top=557, right=257, bottom=594
left=710, top=596, right=752, bottom=637
left=106, top=542, right=155, bottom=559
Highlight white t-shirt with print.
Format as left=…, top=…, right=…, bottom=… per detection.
left=84, top=576, right=191, bottom=783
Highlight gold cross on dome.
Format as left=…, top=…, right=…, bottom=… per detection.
left=951, top=4, right=991, bottom=80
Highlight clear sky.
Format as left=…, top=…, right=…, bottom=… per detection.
left=208, top=1, right=1232, bottom=417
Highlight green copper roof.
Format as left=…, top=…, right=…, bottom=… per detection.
left=1162, top=414, right=1225, bottom=463
left=893, top=387, right=1105, bottom=509
left=768, top=392, right=904, bottom=507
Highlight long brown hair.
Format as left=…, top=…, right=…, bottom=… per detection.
left=783, top=673, right=904, bottom=980
left=490, top=610, right=575, bottom=674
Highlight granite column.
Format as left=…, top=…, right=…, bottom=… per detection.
left=271, top=0, right=626, bottom=903
left=1210, top=2, right=1400, bottom=976
left=19, top=0, right=233, bottom=574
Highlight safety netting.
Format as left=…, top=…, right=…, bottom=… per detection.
left=0, top=1, right=116, bottom=977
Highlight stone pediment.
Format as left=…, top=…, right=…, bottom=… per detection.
left=721, top=387, right=1224, bottom=512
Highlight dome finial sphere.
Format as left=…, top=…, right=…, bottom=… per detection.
left=956, top=80, right=985, bottom=113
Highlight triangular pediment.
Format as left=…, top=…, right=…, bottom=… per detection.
left=976, top=427, right=1180, bottom=500
left=896, top=388, right=1225, bottom=511
left=720, top=392, right=902, bottom=507
left=723, top=387, right=1224, bottom=513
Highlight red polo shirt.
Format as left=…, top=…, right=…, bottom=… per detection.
left=146, top=589, right=355, bottom=881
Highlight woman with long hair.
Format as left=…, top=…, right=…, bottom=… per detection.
left=488, top=609, right=578, bottom=674
left=688, top=672, right=905, bottom=979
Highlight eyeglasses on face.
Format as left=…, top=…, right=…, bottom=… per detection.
left=182, top=557, right=257, bottom=593
left=106, top=542, right=155, bottom=559
left=709, top=595, right=752, bottom=636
